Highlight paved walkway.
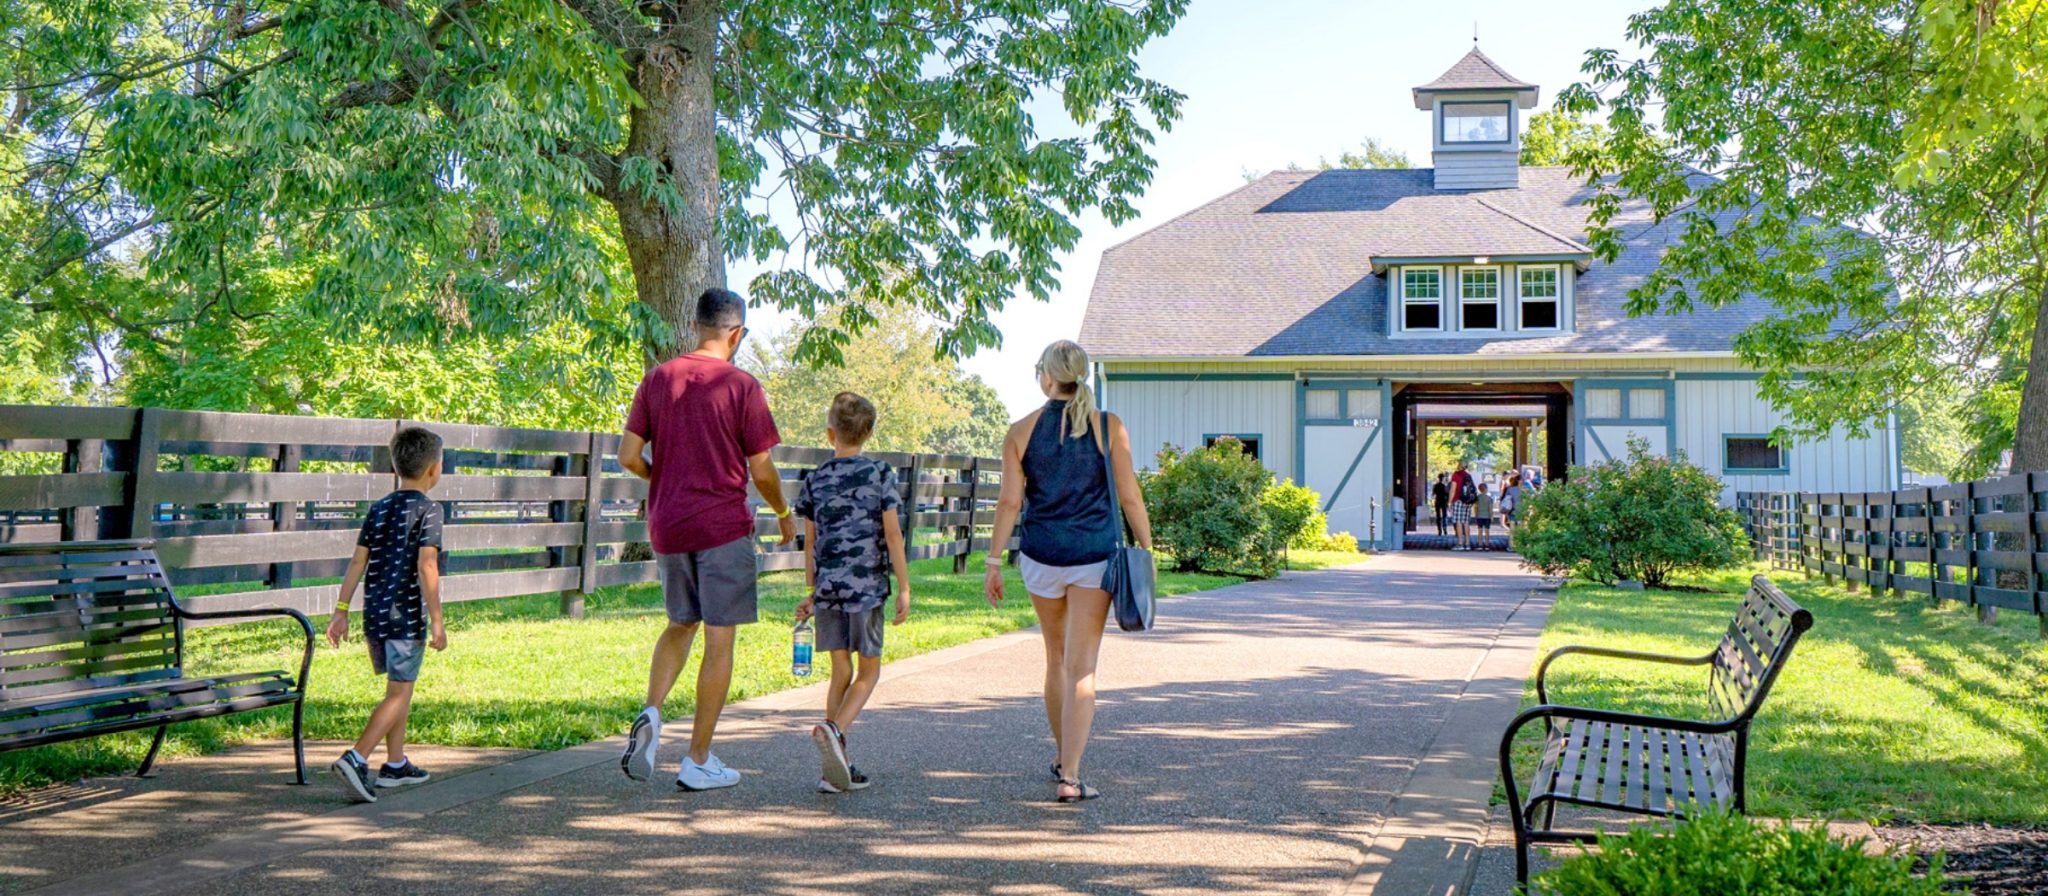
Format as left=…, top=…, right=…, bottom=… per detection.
left=7, top=552, right=1550, bottom=896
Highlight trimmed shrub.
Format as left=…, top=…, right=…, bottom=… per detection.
left=1513, top=436, right=1746, bottom=588
left=1318, top=531, right=1360, bottom=553
left=1261, top=479, right=1329, bottom=550
left=1531, top=812, right=1948, bottom=896
left=1144, top=438, right=1280, bottom=577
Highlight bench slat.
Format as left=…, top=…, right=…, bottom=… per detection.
left=1647, top=725, right=1670, bottom=813
left=0, top=675, right=292, bottom=738
left=3, top=648, right=178, bottom=688
left=3, top=665, right=180, bottom=701
left=0, top=609, right=172, bottom=641
left=2, top=633, right=175, bottom=672
left=1574, top=722, right=1609, bottom=803
left=1683, top=733, right=1715, bottom=810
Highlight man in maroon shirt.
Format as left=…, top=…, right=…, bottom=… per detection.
left=617, top=288, right=796, bottom=792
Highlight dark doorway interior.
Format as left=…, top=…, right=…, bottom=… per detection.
left=1391, top=382, right=1571, bottom=532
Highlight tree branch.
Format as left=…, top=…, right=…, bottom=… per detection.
left=557, top=0, right=658, bottom=62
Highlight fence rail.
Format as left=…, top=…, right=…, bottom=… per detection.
left=0, top=405, right=1004, bottom=624
left=1737, top=476, right=2048, bottom=637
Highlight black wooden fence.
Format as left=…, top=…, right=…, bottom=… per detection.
left=1736, top=476, right=2048, bottom=637
left=0, top=405, right=1003, bottom=623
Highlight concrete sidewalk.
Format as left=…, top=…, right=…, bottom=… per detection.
left=6, top=552, right=1549, bottom=896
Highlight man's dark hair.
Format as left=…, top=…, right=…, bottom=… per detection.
left=828, top=392, right=877, bottom=446
left=391, top=426, right=444, bottom=480
left=694, top=287, right=746, bottom=330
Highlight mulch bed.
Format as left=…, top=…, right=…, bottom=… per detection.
left=1879, top=824, right=2048, bottom=895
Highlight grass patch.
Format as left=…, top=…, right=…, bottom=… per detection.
left=1281, top=549, right=1374, bottom=571
left=0, top=554, right=1244, bottom=796
left=1517, top=565, right=2048, bottom=824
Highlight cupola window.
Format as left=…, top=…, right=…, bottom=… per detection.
left=1441, top=102, right=1510, bottom=143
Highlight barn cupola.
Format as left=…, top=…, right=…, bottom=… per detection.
left=1412, top=46, right=1540, bottom=191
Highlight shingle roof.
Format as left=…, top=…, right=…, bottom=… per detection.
left=1077, top=167, right=1787, bottom=359
left=1414, top=48, right=1537, bottom=95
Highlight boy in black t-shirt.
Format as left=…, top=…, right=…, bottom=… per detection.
left=325, top=426, right=448, bottom=802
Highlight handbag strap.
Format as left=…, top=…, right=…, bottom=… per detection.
left=1095, top=411, right=1126, bottom=549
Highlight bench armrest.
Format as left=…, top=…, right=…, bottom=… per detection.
left=170, top=603, right=316, bottom=695
left=1535, top=644, right=1713, bottom=706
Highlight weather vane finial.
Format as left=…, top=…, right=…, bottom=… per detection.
left=1473, top=21, right=1480, bottom=44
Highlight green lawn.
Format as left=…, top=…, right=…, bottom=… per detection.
left=0, top=550, right=1358, bottom=796
left=1518, top=565, right=2048, bottom=824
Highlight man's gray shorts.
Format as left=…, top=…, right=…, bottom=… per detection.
left=815, top=603, right=886, bottom=658
left=657, top=537, right=759, bottom=627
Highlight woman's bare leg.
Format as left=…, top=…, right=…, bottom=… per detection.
left=1032, top=594, right=1068, bottom=760
left=1056, top=585, right=1112, bottom=785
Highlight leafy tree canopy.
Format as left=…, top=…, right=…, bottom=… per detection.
left=1247, top=135, right=1410, bottom=182
left=747, top=302, right=1006, bottom=457
left=1561, top=0, right=2048, bottom=470
left=3, top=0, right=1189, bottom=398
left=1518, top=108, right=1610, bottom=168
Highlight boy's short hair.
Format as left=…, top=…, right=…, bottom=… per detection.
left=390, top=426, right=444, bottom=479
left=828, top=392, right=877, bottom=446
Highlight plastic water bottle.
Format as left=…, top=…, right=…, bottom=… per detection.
left=792, top=619, right=814, bottom=677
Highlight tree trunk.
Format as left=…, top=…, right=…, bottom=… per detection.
left=610, top=0, right=725, bottom=367
left=2013, top=278, right=2048, bottom=474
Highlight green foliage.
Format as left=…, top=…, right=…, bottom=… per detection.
left=1251, top=135, right=1411, bottom=181
left=1531, top=812, right=1948, bottom=896
left=1429, top=428, right=1512, bottom=478
left=1317, top=530, right=1359, bottom=553
left=1517, top=108, right=1612, bottom=168
left=1562, top=0, right=2048, bottom=470
left=747, top=303, right=1004, bottom=456
left=4, top=0, right=1189, bottom=385
left=1513, top=437, right=1746, bottom=588
left=1143, top=439, right=1280, bottom=577
left=1259, top=479, right=1328, bottom=551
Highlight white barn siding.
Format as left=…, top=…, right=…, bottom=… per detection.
left=1675, top=379, right=1899, bottom=500
left=1104, top=378, right=1295, bottom=476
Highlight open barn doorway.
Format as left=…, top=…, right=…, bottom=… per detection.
left=1390, top=382, right=1571, bottom=540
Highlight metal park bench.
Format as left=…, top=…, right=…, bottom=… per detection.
left=1498, top=574, right=1814, bottom=882
left=0, top=540, right=313, bottom=781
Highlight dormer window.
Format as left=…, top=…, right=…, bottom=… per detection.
left=1459, top=267, right=1501, bottom=330
left=1518, top=266, right=1560, bottom=330
left=1401, top=268, right=1443, bottom=330
left=1441, top=101, right=1510, bottom=143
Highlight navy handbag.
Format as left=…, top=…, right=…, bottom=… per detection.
left=1097, top=412, right=1155, bottom=632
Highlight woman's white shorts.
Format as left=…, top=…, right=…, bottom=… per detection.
left=1018, top=555, right=1108, bottom=599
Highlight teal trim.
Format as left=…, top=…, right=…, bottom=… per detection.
left=1320, top=423, right=1381, bottom=514
left=1378, top=380, right=1393, bottom=548
left=1104, top=373, right=1296, bottom=382
left=1293, top=381, right=1308, bottom=485
left=1570, top=379, right=1585, bottom=467
left=1722, top=433, right=1790, bottom=475
left=1204, top=433, right=1264, bottom=461
left=1585, top=424, right=1614, bottom=462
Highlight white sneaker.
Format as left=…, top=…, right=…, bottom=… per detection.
left=678, top=753, right=741, bottom=791
left=621, top=707, right=660, bottom=782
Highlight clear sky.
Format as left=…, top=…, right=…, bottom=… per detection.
left=738, top=0, right=1652, bottom=416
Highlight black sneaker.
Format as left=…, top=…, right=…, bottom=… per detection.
left=330, top=751, right=377, bottom=803
left=377, top=760, right=431, bottom=788
left=846, top=765, right=870, bottom=791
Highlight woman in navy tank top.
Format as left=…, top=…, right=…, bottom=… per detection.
left=984, top=340, right=1154, bottom=803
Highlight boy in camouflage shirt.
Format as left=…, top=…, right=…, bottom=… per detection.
left=794, top=392, right=911, bottom=793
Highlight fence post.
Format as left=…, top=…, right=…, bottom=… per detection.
left=59, top=437, right=103, bottom=542
left=903, top=454, right=921, bottom=556
left=268, top=442, right=301, bottom=588
left=2028, top=473, right=2044, bottom=639
left=103, top=407, right=161, bottom=541
left=1965, top=480, right=1995, bottom=624
left=954, top=458, right=980, bottom=574
left=550, top=446, right=587, bottom=619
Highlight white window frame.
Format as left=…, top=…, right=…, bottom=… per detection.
left=1458, top=266, right=1502, bottom=332
left=1442, top=101, right=1511, bottom=144
left=1517, top=265, right=1562, bottom=332
left=1400, top=266, right=1444, bottom=333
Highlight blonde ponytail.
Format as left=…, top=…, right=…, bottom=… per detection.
left=1038, top=340, right=1097, bottom=442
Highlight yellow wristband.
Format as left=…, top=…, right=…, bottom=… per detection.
left=775, top=506, right=792, bottom=519
left=333, top=602, right=349, bottom=612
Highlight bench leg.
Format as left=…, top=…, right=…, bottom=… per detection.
left=136, top=724, right=168, bottom=779
left=290, top=699, right=308, bottom=785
